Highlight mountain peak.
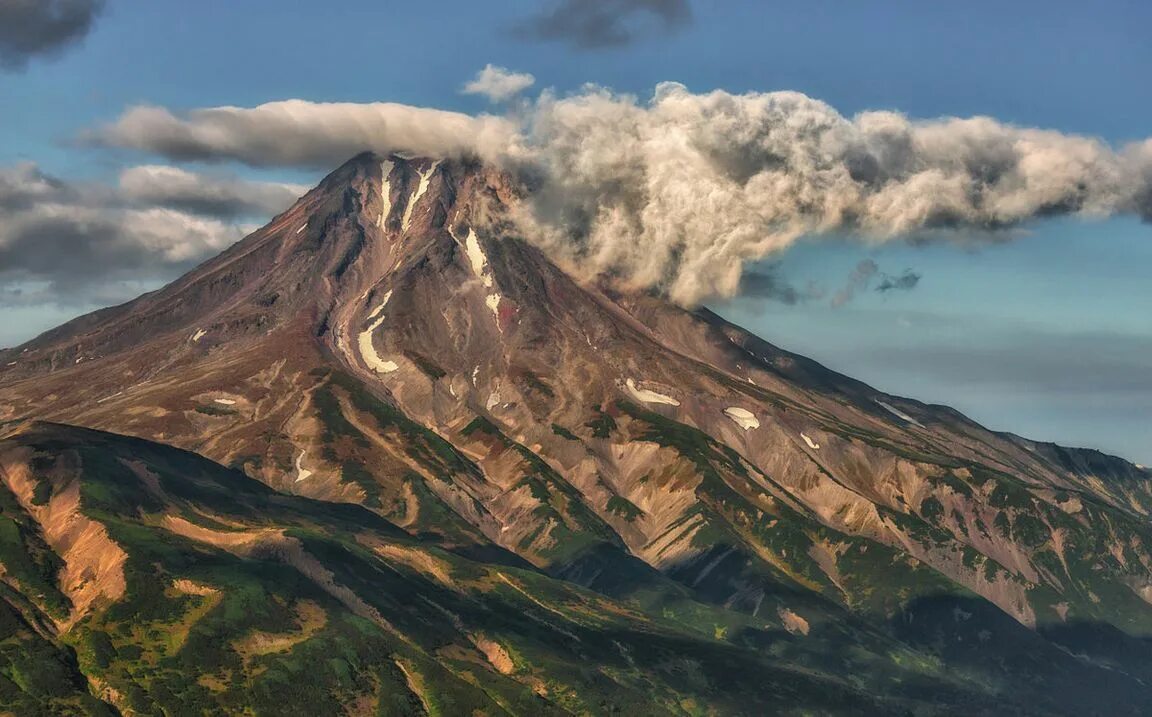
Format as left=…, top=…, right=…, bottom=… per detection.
left=325, top=149, right=426, bottom=172
left=0, top=152, right=524, bottom=370
left=4, top=150, right=1152, bottom=714
left=308, top=151, right=515, bottom=237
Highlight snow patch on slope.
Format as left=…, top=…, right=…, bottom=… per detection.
left=191, top=329, right=207, bottom=342
left=723, top=407, right=759, bottom=430
left=463, top=228, right=505, bottom=326
left=295, top=451, right=313, bottom=482
left=465, top=229, right=494, bottom=288
left=366, top=289, right=393, bottom=323
left=378, top=160, right=394, bottom=229
left=358, top=301, right=399, bottom=375
left=801, top=433, right=820, bottom=450
left=401, top=160, right=440, bottom=231
left=877, top=400, right=924, bottom=428
left=485, top=293, right=502, bottom=320
left=452, top=225, right=505, bottom=328
left=625, top=379, right=680, bottom=406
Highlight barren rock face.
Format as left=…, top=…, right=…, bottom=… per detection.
left=0, top=443, right=128, bottom=629
left=2, top=153, right=1151, bottom=714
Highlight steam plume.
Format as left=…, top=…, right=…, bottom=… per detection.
left=516, top=83, right=1152, bottom=304
left=90, top=81, right=1152, bottom=305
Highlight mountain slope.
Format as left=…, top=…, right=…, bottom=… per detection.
left=0, top=420, right=1020, bottom=716
left=2, top=152, right=1152, bottom=714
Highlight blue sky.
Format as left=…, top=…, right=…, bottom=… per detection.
left=2, top=0, right=1149, bottom=462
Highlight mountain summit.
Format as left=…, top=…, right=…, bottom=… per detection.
left=2, top=154, right=1152, bottom=714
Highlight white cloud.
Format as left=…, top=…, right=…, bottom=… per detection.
left=119, top=165, right=307, bottom=218
left=515, top=83, right=1152, bottom=303
left=0, top=163, right=282, bottom=305
left=462, top=64, right=536, bottom=102
left=87, top=100, right=522, bottom=168
left=82, top=79, right=1152, bottom=305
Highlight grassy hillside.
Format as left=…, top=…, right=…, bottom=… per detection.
left=0, top=421, right=952, bottom=716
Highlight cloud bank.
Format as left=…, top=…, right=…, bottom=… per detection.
left=0, top=163, right=299, bottom=305
left=514, top=0, right=692, bottom=49
left=87, top=100, right=520, bottom=169
left=88, top=80, right=1152, bottom=305
left=0, top=0, right=104, bottom=70
left=519, top=84, right=1152, bottom=303
left=118, top=165, right=308, bottom=219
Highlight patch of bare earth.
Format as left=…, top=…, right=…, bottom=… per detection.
left=171, top=578, right=220, bottom=597
left=778, top=607, right=810, bottom=636
left=472, top=635, right=515, bottom=674
left=162, top=515, right=395, bottom=633
left=166, top=579, right=223, bottom=653
left=0, top=450, right=127, bottom=629
left=233, top=599, right=328, bottom=663
left=394, top=658, right=435, bottom=715
left=371, top=543, right=456, bottom=587
left=162, top=514, right=281, bottom=551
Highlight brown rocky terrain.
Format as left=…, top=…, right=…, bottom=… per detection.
left=2, top=152, right=1151, bottom=714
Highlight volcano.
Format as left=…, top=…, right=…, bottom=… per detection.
left=2, top=153, right=1151, bottom=715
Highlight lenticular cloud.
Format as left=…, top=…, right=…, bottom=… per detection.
left=90, top=80, right=1152, bottom=305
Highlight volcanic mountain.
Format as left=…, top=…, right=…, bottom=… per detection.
left=1, top=153, right=1151, bottom=715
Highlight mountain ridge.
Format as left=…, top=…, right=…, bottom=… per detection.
left=1, top=152, right=1151, bottom=714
